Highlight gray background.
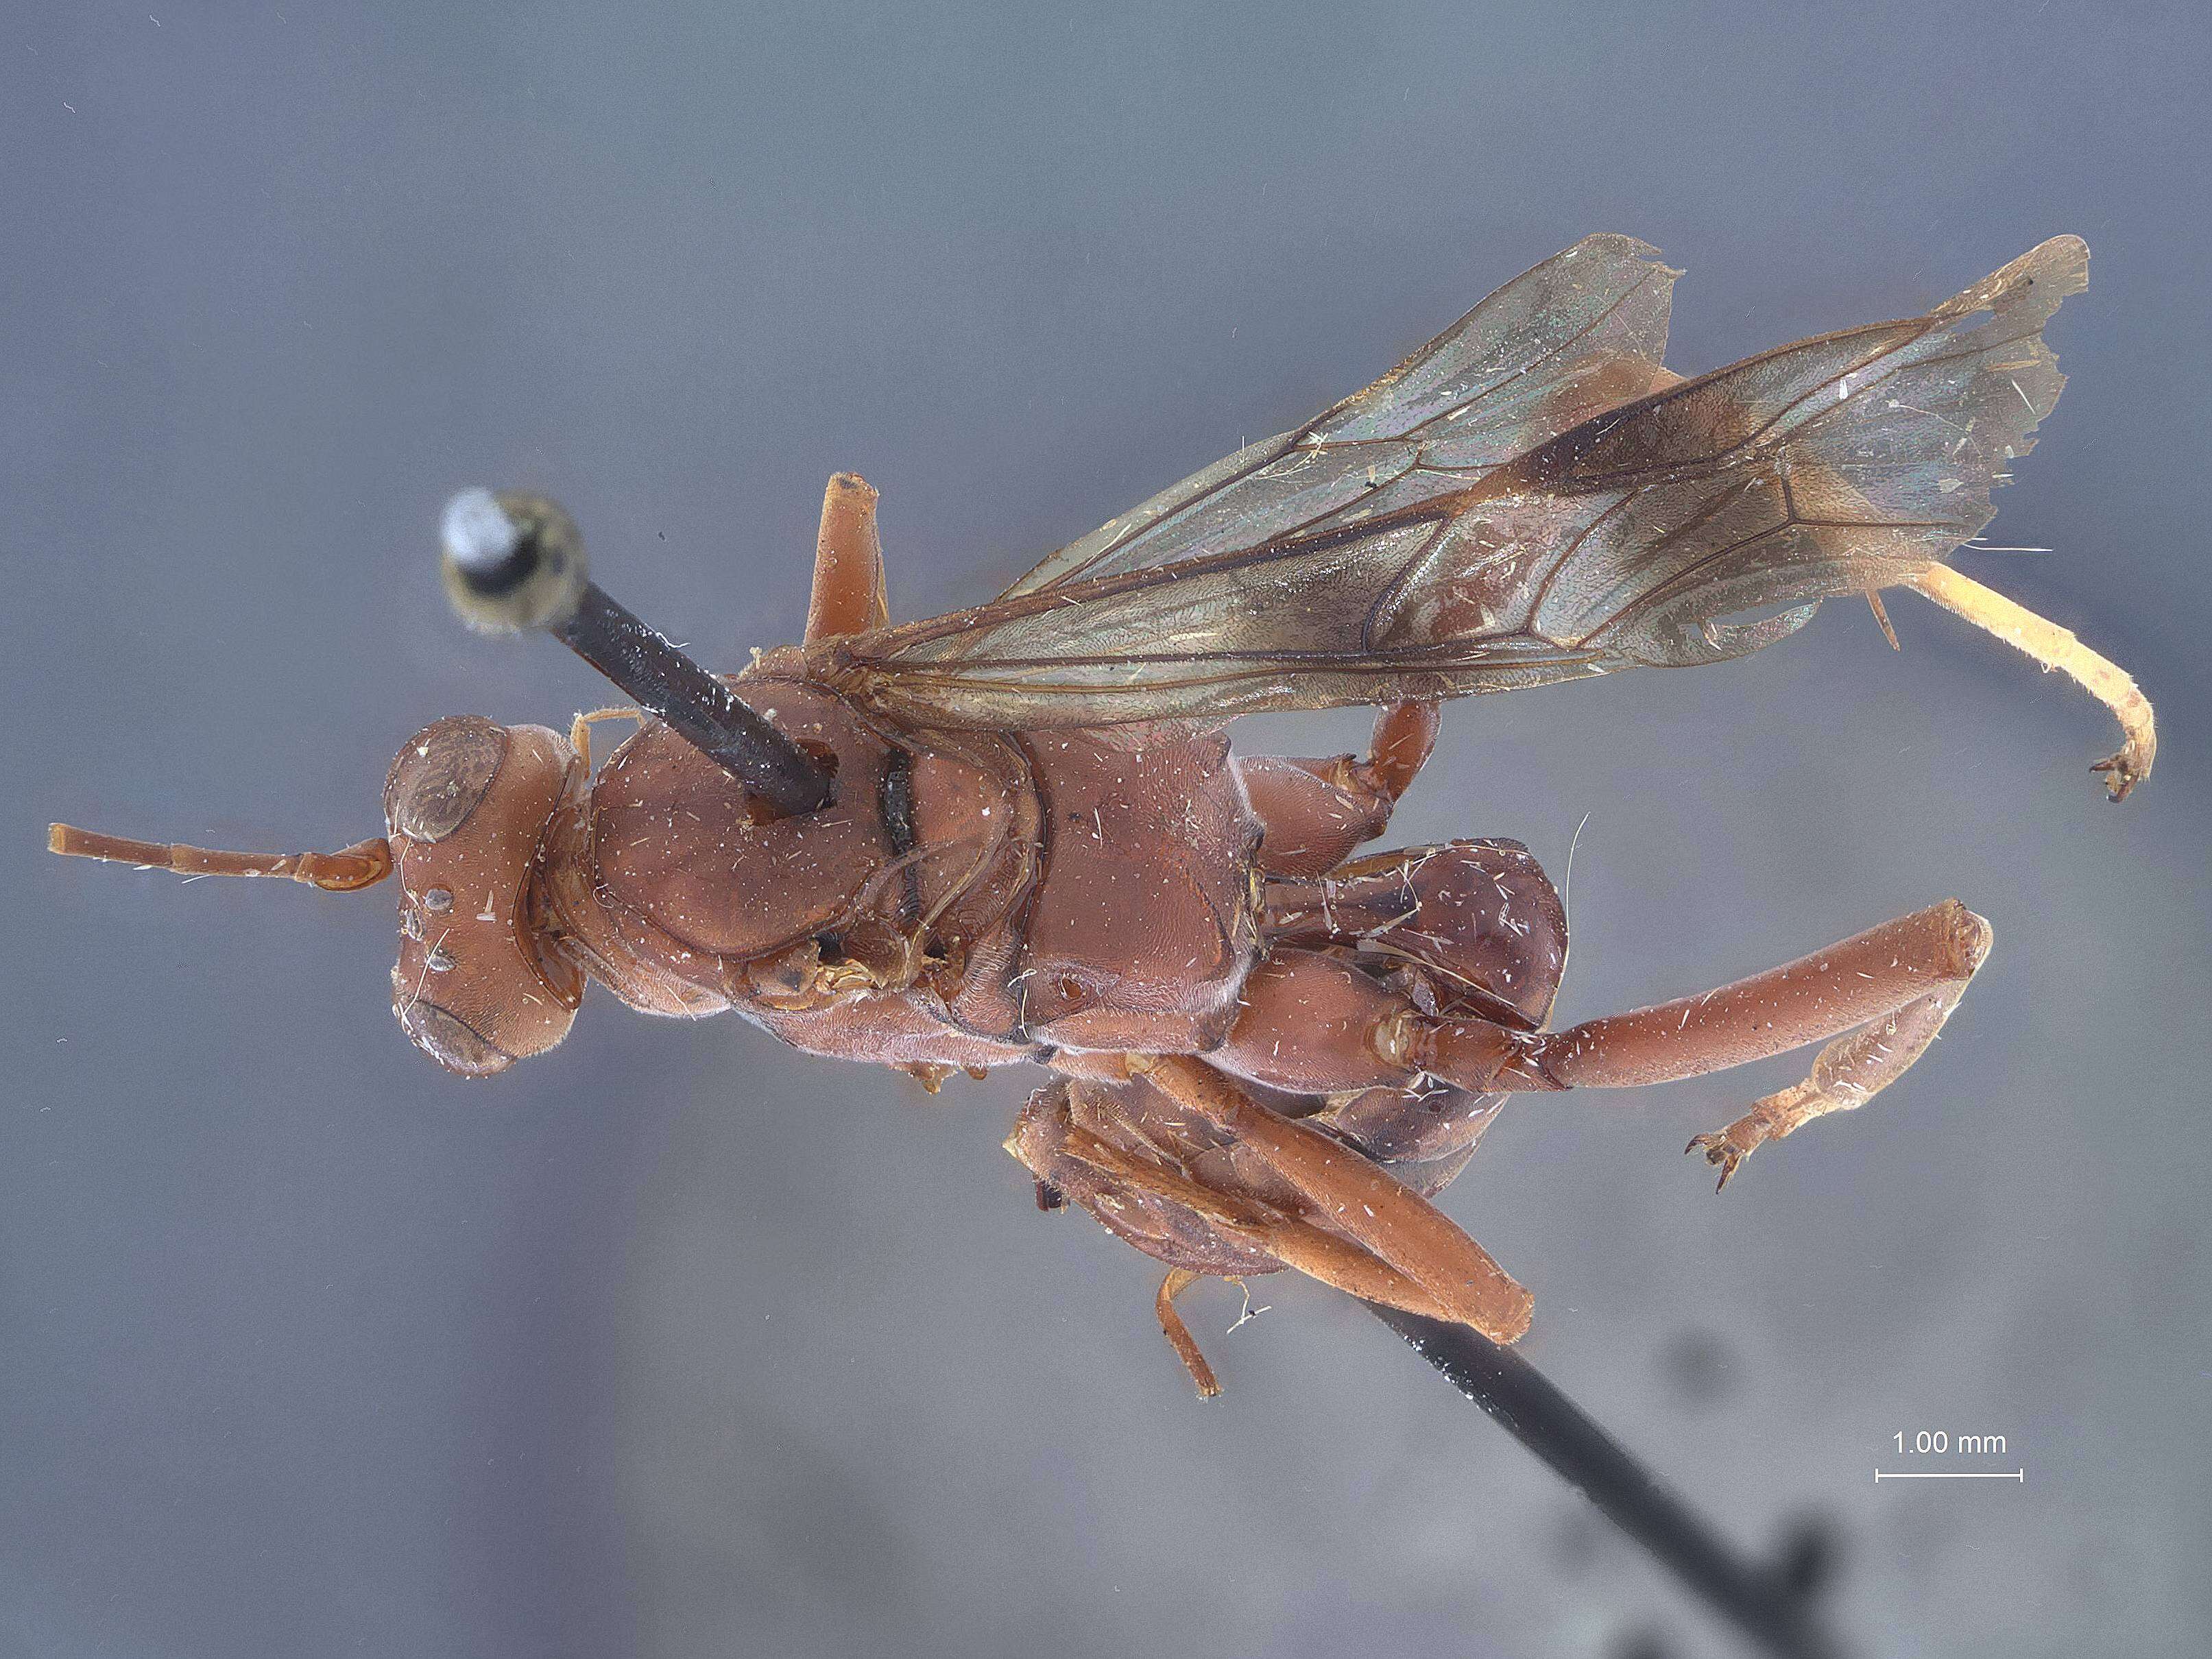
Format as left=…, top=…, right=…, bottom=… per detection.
left=5, top=3, right=2208, bottom=1656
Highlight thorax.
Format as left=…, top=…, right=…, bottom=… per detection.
left=536, top=673, right=1264, bottom=1066
left=539, top=673, right=1034, bottom=1033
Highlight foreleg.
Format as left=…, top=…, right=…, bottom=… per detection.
left=566, top=705, right=640, bottom=771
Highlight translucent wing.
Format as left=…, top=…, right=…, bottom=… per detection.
left=998, top=233, right=1682, bottom=597
left=824, top=237, right=2085, bottom=731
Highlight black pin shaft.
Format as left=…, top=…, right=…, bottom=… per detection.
left=1364, top=1303, right=1843, bottom=1659
left=553, top=583, right=833, bottom=816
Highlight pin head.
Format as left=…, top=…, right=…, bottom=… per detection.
left=439, top=489, right=590, bottom=633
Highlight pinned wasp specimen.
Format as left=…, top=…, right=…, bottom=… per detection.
left=53, top=234, right=2155, bottom=1395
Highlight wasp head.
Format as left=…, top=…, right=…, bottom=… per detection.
left=383, top=715, right=588, bottom=1076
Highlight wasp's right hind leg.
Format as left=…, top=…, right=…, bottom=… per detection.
left=1007, top=1076, right=1288, bottom=1396
left=1238, top=700, right=1441, bottom=877
left=1316, top=1081, right=1504, bottom=1198
left=804, top=472, right=889, bottom=645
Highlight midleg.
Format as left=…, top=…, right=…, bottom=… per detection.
left=1516, top=899, right=1994, bottom=1187
left=1906, top=564, right=2155, bottom=800
left=1239, top=700, right=1441, bottom=877
left=803, top=472, right=889, bottom=644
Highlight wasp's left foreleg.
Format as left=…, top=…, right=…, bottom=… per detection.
left=565, top=705, right=641, bottom=771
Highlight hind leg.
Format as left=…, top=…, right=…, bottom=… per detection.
left=1007, top=1069, right=1514, bottom=1393
left=1221, top=903, right=1992, bottom=1189
left=1129, top=1056, right=1532, bottom=1342
left=1262, top=838, right=1566, bottom=1028
left=1317, top=1079, right=1504, bottom=1198
left=1153, top=1270, right=1224, bottom=1398
left=1214, top=947, right=1545, bottom=1097
left=1250, top=832, right=1559, bottom=1194
left=1515, top=900, right=1994, bottom=1187
left=1906, top=564, right=2155, bottom=800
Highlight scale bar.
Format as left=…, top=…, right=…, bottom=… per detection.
left=1874, top=1469, right=2025, bottom=1481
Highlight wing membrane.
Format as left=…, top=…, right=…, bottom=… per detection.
left=828, top=237, right=2085, bottom=731
left=998, top=232, right=1680, bottom=598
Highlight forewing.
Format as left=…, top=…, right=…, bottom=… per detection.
left=996, top=233, right=1679, bottom=600
left=830, top=237, right=2083, bottom=731
left=1516, top=234, right=2084, bottom=665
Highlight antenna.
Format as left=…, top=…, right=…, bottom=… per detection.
left=48, top=824, right=392, bottom=891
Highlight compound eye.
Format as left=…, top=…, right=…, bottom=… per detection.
left=439, top=489, right=589, bottom=633
left=384, top=715, right=509, bottom=842
left=395, top=996, right=515, bottom=1077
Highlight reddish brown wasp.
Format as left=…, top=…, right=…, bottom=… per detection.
left=53, top=234, right=2154, bottom=1394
